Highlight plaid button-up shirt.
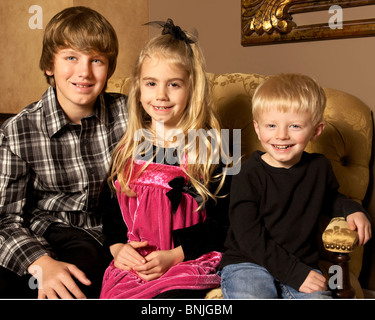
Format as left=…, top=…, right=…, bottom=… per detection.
left=0, top=87, right=128, bottom=275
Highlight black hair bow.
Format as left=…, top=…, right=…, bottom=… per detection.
left=166, top=176, right=203, bottom=214
left=144, top=18, right=195, bottom=45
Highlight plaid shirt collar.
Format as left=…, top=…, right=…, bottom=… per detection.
left=43, top=86, right=111, bottom=138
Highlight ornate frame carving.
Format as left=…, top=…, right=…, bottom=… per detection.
left=241, top=0, right=375, bottom=46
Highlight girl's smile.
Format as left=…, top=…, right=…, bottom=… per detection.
left=152, top=105, right=173, bottom=111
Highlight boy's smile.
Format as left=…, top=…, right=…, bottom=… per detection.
left=254, top=109, right=324, bottom=168
left=46, top=48, right=109, bottom=123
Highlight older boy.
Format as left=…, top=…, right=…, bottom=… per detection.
left=0, top=7, right=128, bottom=298
left=220, top=74, right=371, bottom=299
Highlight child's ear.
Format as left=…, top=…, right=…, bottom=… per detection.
left=253, top=120, right=261, bottom=140
left=310, top=121, right=325, bottom=142
left=46, top=69, right=54, bottom=76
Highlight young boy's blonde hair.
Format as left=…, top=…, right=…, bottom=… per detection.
left=39, top=6, right=119, bottom=89
left=109, top=21, right=226, bottom=207
left=252, top=74, right=326, bottom=125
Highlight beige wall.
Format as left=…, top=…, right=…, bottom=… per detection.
left=0, top=0, right=148, bottom=114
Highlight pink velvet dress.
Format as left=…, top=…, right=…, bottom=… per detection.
left=100, top=159, right=222, bottom=299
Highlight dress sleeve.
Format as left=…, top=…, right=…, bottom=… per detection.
left=172, top=165, right=231, bottom=261
left=100, top=181, right=128, bottom=246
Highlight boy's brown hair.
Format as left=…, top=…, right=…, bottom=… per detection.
left=39, top=6, right=119, bottom=89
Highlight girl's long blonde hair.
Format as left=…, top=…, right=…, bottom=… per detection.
left=108, top=22, right=227, bottom=208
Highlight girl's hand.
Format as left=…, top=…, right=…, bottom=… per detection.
left=346, top=212, right=372, bottom=246
left=133, top=246, right=184, bottom=281
left=110, top=241, right=149, bottom=270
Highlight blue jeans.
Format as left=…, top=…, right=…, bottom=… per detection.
left=220, top=262, right=332, bottom=299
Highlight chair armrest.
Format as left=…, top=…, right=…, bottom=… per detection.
left=205, top=288, right=223, bottom=299
left=322, top=217, right=358, bottom=253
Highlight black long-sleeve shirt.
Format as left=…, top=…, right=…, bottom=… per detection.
left=220, top=151, right=367, bottom=290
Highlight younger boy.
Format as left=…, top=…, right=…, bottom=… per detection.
left=220, top=74, right=371, bottom=299
left=0, top=7, right=128, bottom=298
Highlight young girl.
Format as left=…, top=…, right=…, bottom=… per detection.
left=99, top=19, right=231, bottom=299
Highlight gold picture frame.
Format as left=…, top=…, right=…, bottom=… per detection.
left=241, top=0, right=375, bottom=46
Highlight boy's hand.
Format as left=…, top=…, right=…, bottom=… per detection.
left=28, top=255, right=91, bottom=299
left=346, top=212, right=372, bottom=246
left=299, top=270, right=327, bottom=294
